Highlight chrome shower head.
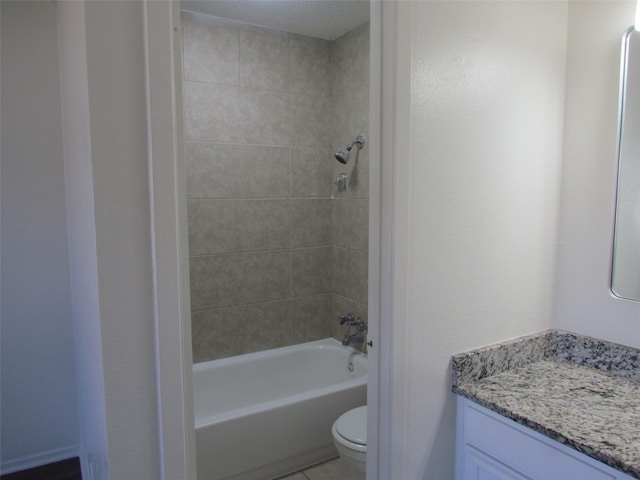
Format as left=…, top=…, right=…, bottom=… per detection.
left=335, top=135, right=365, bottom=164
left=335, top=148, right=350, bottom=164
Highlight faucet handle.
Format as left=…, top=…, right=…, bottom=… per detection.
left=340, top=314, right=367, bottom=329
left=340, top=313, right=355, bottom=325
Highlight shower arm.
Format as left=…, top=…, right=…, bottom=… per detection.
left=348, top=135, right=365, bottom=151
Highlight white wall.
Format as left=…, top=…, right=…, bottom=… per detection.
left=83, top=0, right=161, bottom=476
left=57, top=1, right=161, bottom=478
left=554, top=1, right=640, bottom=347
left=57, top=1, right=109, bottom=477
left=84, top=3, right=161, bottom=475
left=397, top=2, right=569, bottom=478
left=0, top=1, right=80, bottom=473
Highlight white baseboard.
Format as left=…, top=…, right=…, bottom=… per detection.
left=0, top=444, right=81, bottom=476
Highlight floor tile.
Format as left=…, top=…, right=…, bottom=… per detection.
left=276, top=472, right=308, bottom=480
left=303, top=458, right=362, bottom=480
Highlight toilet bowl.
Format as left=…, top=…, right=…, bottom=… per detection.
left=331, top=405, right=367, bottom=475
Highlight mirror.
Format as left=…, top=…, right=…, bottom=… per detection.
left=611, top=28, right=640, bottom=302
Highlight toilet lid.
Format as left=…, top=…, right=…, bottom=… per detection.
left=336, top=406, right=367, bottom=446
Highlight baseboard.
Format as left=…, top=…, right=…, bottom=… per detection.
left=0, top=444, right=81, bottom=476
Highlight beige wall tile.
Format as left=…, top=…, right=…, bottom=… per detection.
left=243, top=250, right=291, bottom=303
left=291, top=93, right=331, bottom=147
left=188, top=199, right=290, bottom=255
left=348, top=198, right=369, bottom=252
left=290, top=147, right=333, bottom=197
left=346, top=250, right=368, bottom=305
left=241, top=88, right=291, bottom=145
left=334, top=90, right=369, bottom=154
left=188, top=199, right=238, bottom=255
left=237, top=200, right=290, bottom=251
left=184, top=14, right=370, bottom=360
left=244, top=300, right=293, bottom=351
left=290, top=295, right=333, bottom=344
left=192, top=308, right=245, bottom=362
left=290, top=34, right=331, bottom=97
left=330, top=22, right=370, bottom=200
left=291, top=247, right=332, bottom=297
left=240, top=27, right=290, bottom=92
left=182, top=13, right=239, bottom=85
left=347, top=84, right=370, bottom=133
left=331, top=247, right=348, bottom=294
left=331, top=199, right=349, bottom=248
left=192, top=300, right=294, bottom=362
left=329, top=102, right=349, bottom=153
left=183, top=82, right=241, bottom=143
left=189, top=253, right=245, bottom=310
left=187, top=143, right=290, bottom=199
left=291, top=199, right=331, bottom=248
left=191, top=250, right=291, bottom=311
left=240, top=146, right=290, bottom=198
left=331, top=22, right=370, bottom=106
left=187, top=143, right=243, bottom=198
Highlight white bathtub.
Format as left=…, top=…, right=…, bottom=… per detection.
left=193, top=338, right=367, bottom=480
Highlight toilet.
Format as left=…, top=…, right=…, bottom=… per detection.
left=331, top=405, right=367, bottom=476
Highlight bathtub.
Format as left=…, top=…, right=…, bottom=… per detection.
left=193, top=338, right=367, bottom=480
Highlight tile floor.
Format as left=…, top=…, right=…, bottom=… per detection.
left=277, top=458, right=361, bottom=480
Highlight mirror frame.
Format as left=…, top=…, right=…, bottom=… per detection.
left=611, top=27, right=640, bottom=302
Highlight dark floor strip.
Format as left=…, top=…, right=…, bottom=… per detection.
left=1, top=457, right=82, bottom=480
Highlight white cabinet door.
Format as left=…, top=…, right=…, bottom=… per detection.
left=455, top=397, right=634, bottom=480
left=464, top=445, right=531, bottom=480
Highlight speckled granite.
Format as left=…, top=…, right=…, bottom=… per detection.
left=555, top=331, right=640, bottom=382
left=451, top=330, right=556, bottom=388
left=452, top=330, right=640, bottom=479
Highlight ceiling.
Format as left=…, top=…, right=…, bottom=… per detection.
left=180, top=0, right=370, bottom=41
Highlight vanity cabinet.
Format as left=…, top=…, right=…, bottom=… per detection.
left=455, top=397, right=636, bottom=480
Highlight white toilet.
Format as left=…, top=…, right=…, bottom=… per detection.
left=331, top=405, right=367, bottom=476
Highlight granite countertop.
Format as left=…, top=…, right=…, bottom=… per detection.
left=451, top=330, right=640, bottom=479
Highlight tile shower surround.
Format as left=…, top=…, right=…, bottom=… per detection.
left=182, top=13, right=370, bottom=362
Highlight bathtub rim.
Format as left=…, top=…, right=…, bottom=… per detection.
left=193, top=338, right=368, bottom=428
left=193, top=337, right=367, bottom=372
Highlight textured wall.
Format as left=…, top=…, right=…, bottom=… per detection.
left=399, top=2, right=567, bottom=478
left=553, top=0, right=640, bottom=347
left=183, top=13, right=369, bottom=362
left=57, top=2, right=110, bottom=476
left=59, top=2, right=162, bottom=478
left=0, top=1, right=80, bottom=472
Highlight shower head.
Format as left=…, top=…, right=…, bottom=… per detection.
left=335, top=148, right=351, bottom=165
left=335, top=135, right=365, bottom=164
